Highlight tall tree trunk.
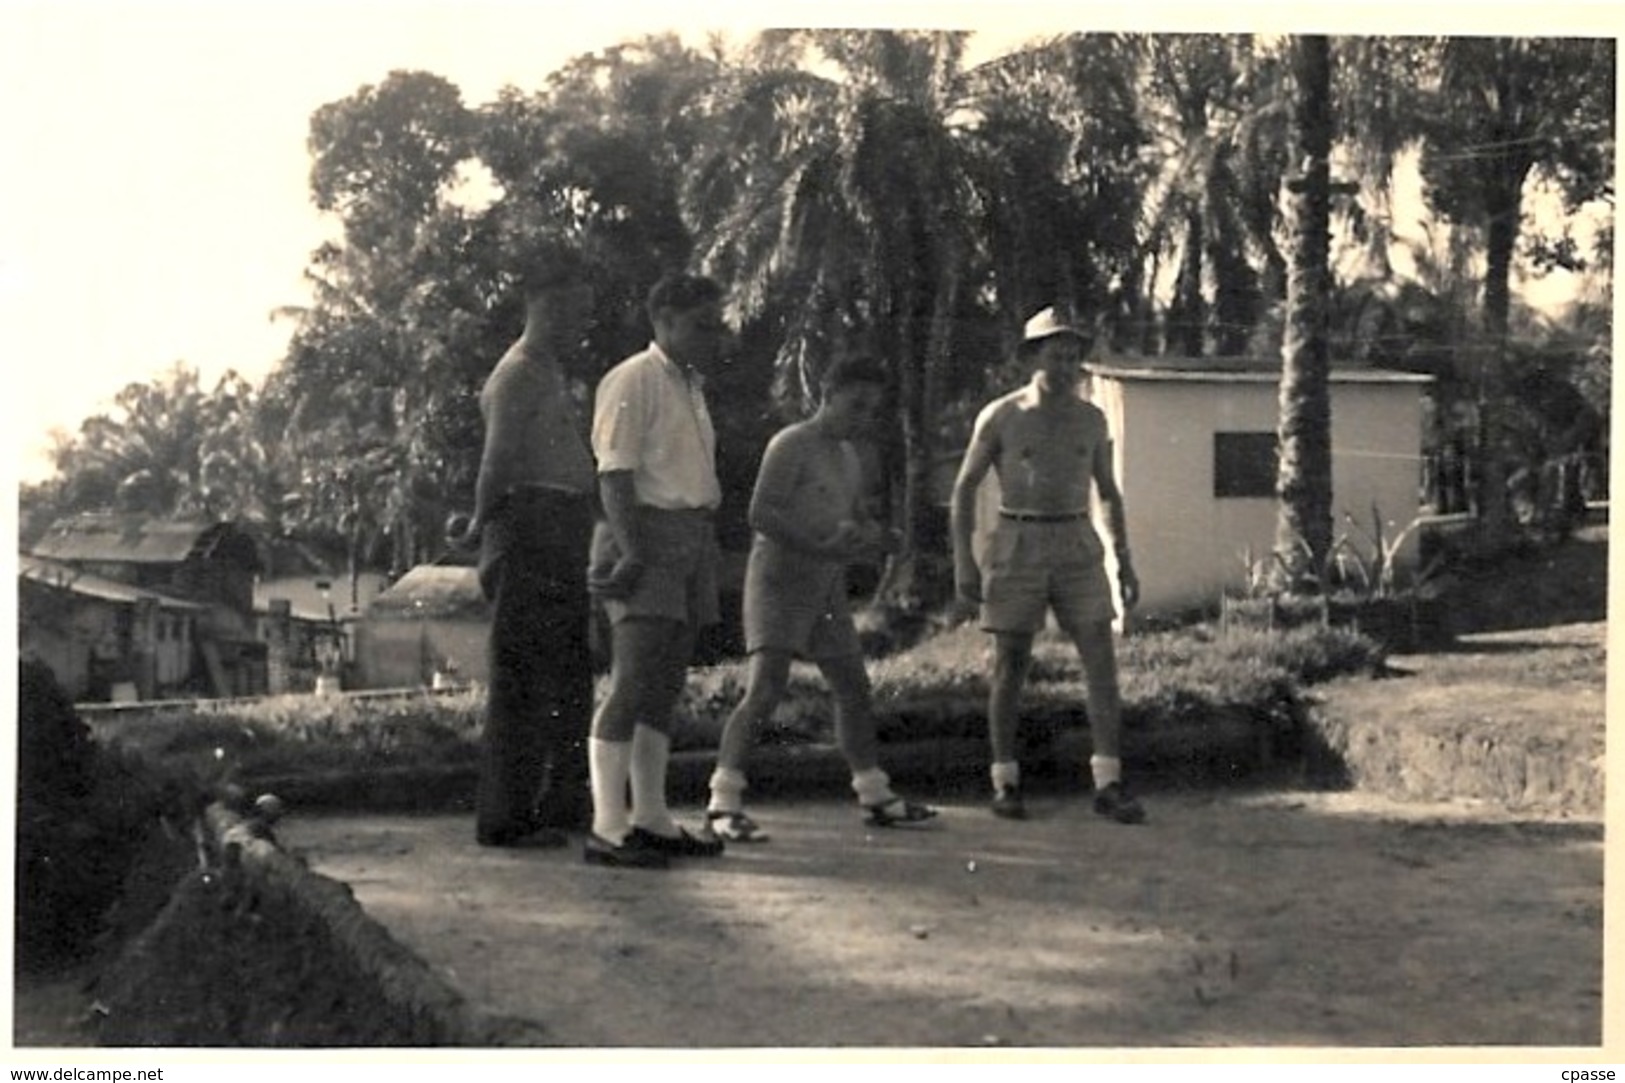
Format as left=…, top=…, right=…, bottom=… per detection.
left=1476, top=179, right=1523, bottom=535
left=876, top=256, right=958, bottom=612
left=1273, top=35, right=1336, bottom=590
left=1170, top=209, right=1206, bottom=356
left=875, top=290, right=921, bottom=607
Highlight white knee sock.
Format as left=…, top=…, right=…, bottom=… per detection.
left=850, top=766, right=896, bottom=808
left=589, top=737, right=632, bottom=843
left=1090, top=754, right=1122, bottom=788
left=630, top=724, right=678, bottom=835
left=708, top=766, right=748, bottom=814
left=991, top=760, right=1021, bottom=793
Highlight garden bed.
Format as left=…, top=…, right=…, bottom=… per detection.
left=81, top=620, right=1386, bottom=810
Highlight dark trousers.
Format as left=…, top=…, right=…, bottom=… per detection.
left=476, top=488, right=594, bottom=837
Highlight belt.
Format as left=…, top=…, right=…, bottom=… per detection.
left=510, top=483, right=593, bottom=500
left=999, top=509, right=1087, bottom=523
left=639, top=505, right=716, bottom=518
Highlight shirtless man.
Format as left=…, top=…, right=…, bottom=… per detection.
left=950, top=307, right=1146, bottom=824
left=703, top=355, right=937, bottom=841
left=459, top=242, right=598, bottom=848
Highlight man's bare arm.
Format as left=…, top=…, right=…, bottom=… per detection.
left=748, top=437, right=827, bottom=556
left=468, top=373, right=529, bottom=540
left=1092, top=438, right=1139, bottom=607
left=950, top=412, right=999, bottom=600
left=591, top=469, right=645, bottom=598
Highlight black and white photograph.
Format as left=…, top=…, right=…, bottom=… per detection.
left=5, top=0, right=1614, bottom=1068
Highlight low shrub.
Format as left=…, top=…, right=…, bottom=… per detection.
left=16, top=660, right=207, bottom=974
left=86, top=619, right=1387, bottom=782
left=88, top=690, right=486, bottom=783
left=674, top=618, right=1385, bottom=751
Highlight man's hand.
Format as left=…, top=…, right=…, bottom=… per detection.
left=445, top=512, right=481, bottom=555
left=954, top=563, right=983, bottom=609
left=1117, top=561, right=1141, bottom=610
left=589, top=554, right=645, bottom=600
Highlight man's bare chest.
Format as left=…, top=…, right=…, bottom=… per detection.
left=997, top=408, right=1103, bottom=471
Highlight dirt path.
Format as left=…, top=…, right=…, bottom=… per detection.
left=277, top=785, right=1602, bottom=1048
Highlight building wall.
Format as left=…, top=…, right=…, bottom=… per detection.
left=19, top=588, right=117, bottom=700
left=1103, top=373, right=1427, bottom=615
left=354, top=618, right=489, bottom=690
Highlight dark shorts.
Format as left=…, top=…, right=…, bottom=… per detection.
left=742, top=542, right=859, bottom=660
left=980, top=515, right=1117, bottom=635
left=590, top=507, right=720, bottom=627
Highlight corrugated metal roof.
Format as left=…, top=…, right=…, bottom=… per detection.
left=366, top=565, right=489, bottom=620
left=30, top=513, right=263, bottom=569
left=32, top=514, right=212, bottom=563
left=18, top=555, right=208, bottom=610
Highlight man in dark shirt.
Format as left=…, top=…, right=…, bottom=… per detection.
left=456, top=242, right=598, bottom=848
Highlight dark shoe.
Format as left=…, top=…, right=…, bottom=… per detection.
left=991, top=786, right=1027, bottom=820
left=477, top=824, right=569, bottom=849
left=626, top=825, right=726, bottom=858
left=583, top=832, right=669, bottom=869
left=1093, top=782, right=1147, bottom=825
left=863, top=797, right=939, bottom=828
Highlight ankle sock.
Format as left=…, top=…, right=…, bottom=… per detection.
left=589, top=737, right=632, bottom=843
left=1090, top=755, right=1122, bottom=789
left=630, top=725, right=678, bottom=836
left=850, top=767, right=895, bottom=807
left=991, top=760, right=1021, bottom=794
left=708, top=766, right=747, bottom=815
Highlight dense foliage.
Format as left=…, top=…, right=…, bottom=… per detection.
left=24, top=32, right=1613, bottom=603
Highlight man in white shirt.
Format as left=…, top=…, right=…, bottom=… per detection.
left=584, top=273, right=731, bottom=868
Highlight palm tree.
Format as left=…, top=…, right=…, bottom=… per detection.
left=688, top=29, right=1091, bottom=607
left=1132, top=34, right=1291, bottom=358
left=967, top=33, right=1149, bottom=355
left=1273, top=35, right=1337, bottom=588
left=48, top=363, right=277, bottom=524
left=686, top=30, right=1179, bottom=606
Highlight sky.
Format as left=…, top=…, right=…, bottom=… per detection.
left=1, top=2, right=1616, bottom=487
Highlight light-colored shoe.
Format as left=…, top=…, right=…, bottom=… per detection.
left=704, top=809, right=770, bottom=843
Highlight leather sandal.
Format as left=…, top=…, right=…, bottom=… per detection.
left=704, top=810, right=770, bottom=843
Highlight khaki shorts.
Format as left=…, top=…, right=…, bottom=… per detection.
left=980, top=515, right=1117, bottom=635
left=742, top=540, right=859, bottom=660
left=590, top=508, right=720, bottom=627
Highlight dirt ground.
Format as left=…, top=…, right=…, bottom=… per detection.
left=12, top=614, right=1608, bottom=1052
left=269, top=781, right=1602, bottom=1049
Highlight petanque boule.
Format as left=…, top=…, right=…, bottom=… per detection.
left=254, top=793, right=286, bottom=823
left=444, top=511, right=476, bottom=553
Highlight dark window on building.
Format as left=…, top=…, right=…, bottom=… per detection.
left=1214, top=432, right=1279, bottom=498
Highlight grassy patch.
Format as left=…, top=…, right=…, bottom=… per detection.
left=1307, top=623, right=1606, bottom=814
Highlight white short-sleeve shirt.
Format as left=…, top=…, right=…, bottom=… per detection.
left=592, top=342, right=722, bottom=510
